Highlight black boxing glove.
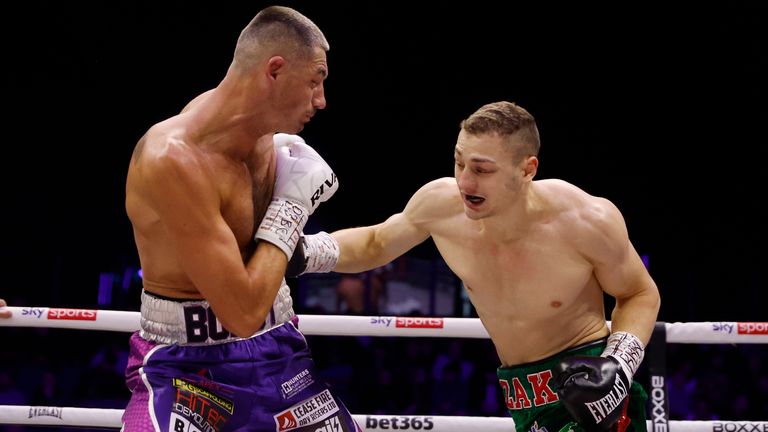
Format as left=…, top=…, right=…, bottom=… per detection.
left=285, top=231, right=339, bottom=278
left=554, top=332, right=645, bottom=432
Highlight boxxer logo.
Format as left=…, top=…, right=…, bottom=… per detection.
left=713, top=422, right=768, bottom=432
left=650, top=376, right=668, bottom=432
left=310, top=173, right=337, bottom=207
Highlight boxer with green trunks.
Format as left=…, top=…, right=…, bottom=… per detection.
left=498, top=338, right=648, bottom=432
left=289, top=101, right=661, bottom=432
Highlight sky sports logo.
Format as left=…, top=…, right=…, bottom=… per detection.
left=738, top=322, right=768, bottom=335
left=395, top=317, right=444, bottom=329
left=47, top=308, right=97, bottom=321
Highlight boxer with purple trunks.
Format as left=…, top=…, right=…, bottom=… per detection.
left=123, top=6, right=359, bottom=430
left=123, top=289, right=359, bottom=432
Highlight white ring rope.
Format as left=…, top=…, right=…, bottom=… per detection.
left=1, top=306, right=767, bottom=343
left=1, top=309, right=766, bottom=430
left=0, top=405, right=765, bottom=432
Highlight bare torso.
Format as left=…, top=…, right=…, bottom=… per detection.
left=425, top=178, right=610, bottom=366
left=125, top=118, right=276, bottom=299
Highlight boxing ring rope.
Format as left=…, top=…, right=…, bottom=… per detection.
left=1, top=306, right=766, bottom=431
left=1, top=405, right=767, bottom=432
left=2, top=307, right=767, bottom=343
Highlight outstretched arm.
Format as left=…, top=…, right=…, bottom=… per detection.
left=333, top=211, right=430, bottom=273
left=332, top=179, right=456, bottom=273
left=289, top=179, right=456, bottom=276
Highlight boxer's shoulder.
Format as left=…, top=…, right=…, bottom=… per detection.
left=406, top=177, right=463, bottom=222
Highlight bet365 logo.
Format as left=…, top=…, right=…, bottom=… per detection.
left=365, top=416, right=434, bottom=430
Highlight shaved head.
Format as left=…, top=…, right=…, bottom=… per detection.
left=233, top=6, right=329, bottom=71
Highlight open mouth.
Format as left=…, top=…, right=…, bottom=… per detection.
left=464, top=194, right=485, bottom=205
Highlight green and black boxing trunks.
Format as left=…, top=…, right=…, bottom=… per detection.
left=497, top=339, right=648, bottom=432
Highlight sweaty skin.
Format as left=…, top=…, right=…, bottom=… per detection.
left=127, top=129, right=277, bottom=298
left=332, top=131, right=659, bottom=366
left=125, top=44, right=329, bottom=337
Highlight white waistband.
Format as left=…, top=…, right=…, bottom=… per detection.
left=140, top=280, right=295, bottom=345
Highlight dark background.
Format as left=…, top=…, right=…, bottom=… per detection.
left=2, top=2, right=766, bottom=321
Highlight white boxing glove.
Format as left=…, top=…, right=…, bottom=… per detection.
left=272, top=132, right=303, bottom=149
left=255, top=134, right=339, bottom=259
left=285, top=231, right=340, bottom=277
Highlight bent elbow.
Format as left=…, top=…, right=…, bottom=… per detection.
left=209, top=275, right=288, bottom=338
left=227, top=282, right=288, bottom=337
left=222, top=296, right=272, bottom=338
left=221, top=309, right=270, bottom=338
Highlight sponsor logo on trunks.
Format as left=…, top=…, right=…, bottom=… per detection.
left=27, top=407, right=62, bottom=420
left=281, top=368, right=315, bottom=399
left=173, top=378, right=234, bottom=414
left=173, top=378, right=233, bottom=432
left=529, top=421, right=549, bottom=432
left=274, top=389, right=340, bottom=431
left=173, top=401, right=226, bottom=432
left=713, top=422, right=768, bottom=432
left=186, top=375, right=230, bottom=394
left=395, top=317, right=443, bottom=329
left=47, top=308, right=97, bottom=321
left=365, top=416, right=435, bottom=430
left=499, top=370, right=559, bottom=410
left=277, top=415, right=348, bottom=432
left=21, top=307, right=46, bottom=319
left=650, top=376, right=668, bottom=432
left=311, top=416, right=343, bottom=432
left=170, top=412, right=200, bottom=432
left=737, top=322, right=768, bottom=335
left=276, top=411, right=298, bottom=431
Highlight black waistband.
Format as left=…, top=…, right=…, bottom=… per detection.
left=143, top=289, right=205, bottom=303
left=503, top=337, right=608, bottom=370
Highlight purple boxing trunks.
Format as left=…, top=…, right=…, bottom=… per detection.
left=122, top=289, right=360, bottom=432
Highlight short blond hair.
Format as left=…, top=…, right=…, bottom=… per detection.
left=460, top=101, right=540, bottom=159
